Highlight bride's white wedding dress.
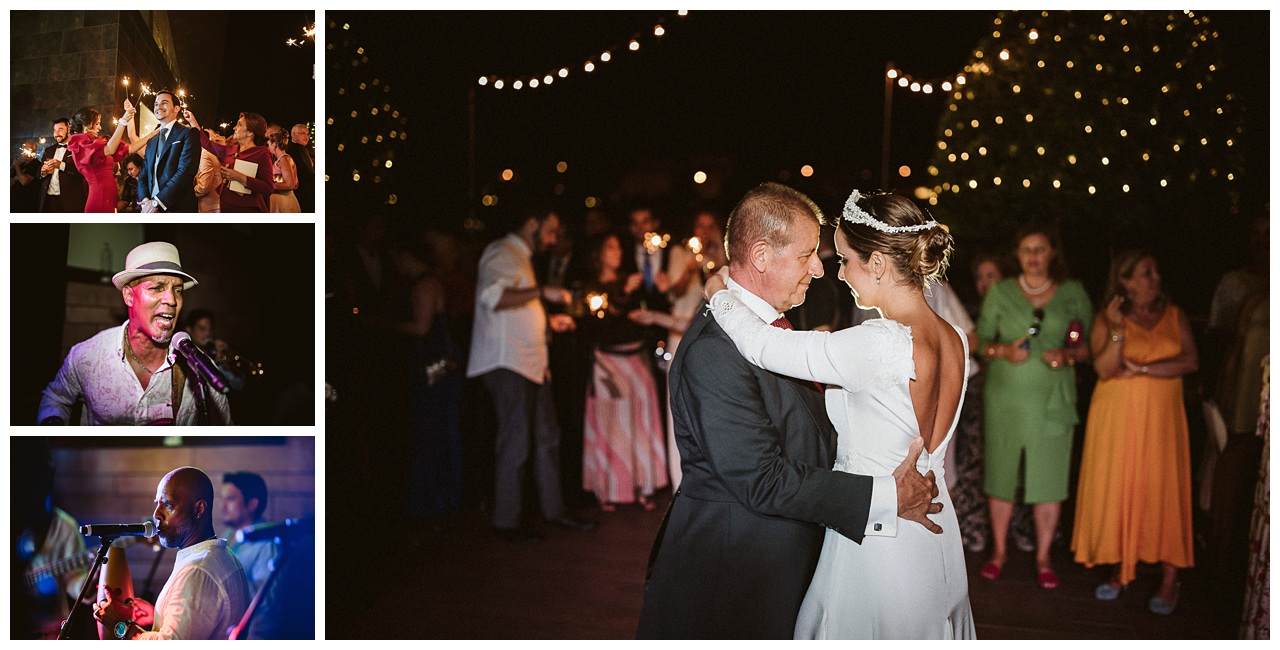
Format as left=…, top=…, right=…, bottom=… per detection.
left=709, top=289, right=975, bottom=639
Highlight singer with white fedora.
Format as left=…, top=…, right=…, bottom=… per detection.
left=37, top=241, right=232, bottom=425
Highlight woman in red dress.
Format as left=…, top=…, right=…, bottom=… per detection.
left=66, top=101, right=134, bottom=213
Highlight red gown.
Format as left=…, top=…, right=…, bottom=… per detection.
left=67, top=133, right=129, bottom=213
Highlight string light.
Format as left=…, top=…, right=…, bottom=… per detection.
left=478, top=12, right=684, bottom=92
left=923, top=10, right=1242, bottom=208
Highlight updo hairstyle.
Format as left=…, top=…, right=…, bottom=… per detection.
left=839, top=191, right=953, bottom=289
left=71, top=107, right=101, bottom=134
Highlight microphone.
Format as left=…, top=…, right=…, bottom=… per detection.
left=80, top=521, right=157, bottom=538
left=236, top=517, right=314, bottom=544
left=171, top=331, right=230, bottom=394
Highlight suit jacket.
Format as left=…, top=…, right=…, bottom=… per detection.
left=38, top=144, right=89, bottom=212
left=286, top=142, right=314, bottom=213
left=636, top=310, right=873, bottom=639
left=138, top=122, right=200, bottom=213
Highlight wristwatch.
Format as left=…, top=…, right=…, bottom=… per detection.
left=114, top=620, right=138, bottom=639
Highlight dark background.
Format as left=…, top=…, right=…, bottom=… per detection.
left=326, top=10, right=1267, bottom=228
left=169, top=10, right=315, bottom=133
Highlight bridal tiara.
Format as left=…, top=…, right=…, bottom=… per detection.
left=841, top=190, right=938, bottom=234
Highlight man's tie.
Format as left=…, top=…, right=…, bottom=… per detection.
left=769, top=316, right=823, bottom=391
left=642, top=252, right=655, bottom=291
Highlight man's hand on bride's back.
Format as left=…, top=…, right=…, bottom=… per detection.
left=893, top=436, right=943, bottom=534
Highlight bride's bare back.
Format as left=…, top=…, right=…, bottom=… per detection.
left=902, top=309, right=967, bottom=454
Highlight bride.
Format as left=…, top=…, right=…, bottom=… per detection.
left=705, top=190, right=975, bottom=639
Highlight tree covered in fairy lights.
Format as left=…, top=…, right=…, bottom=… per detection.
left=325, top=18, right=409, bottom=209
left=922, top=10, right=1248, bottom=278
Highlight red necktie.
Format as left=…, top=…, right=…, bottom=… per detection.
left=769, top=316, right=822, bottom=391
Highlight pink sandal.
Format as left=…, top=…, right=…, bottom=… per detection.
left=1038, top=568, right=1060, bottom=590
left=979, top=562, right=1003, bottom=581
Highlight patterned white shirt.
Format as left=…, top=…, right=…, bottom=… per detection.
left=38, top=321, right=232, bottom=425
left=136, top=538, right=251, bottom=640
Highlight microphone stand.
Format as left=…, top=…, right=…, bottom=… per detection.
left=227, top=537, right=294, bottom=639
left=58, top=536, right=117, bottom=640
left=181, top=356, right=211, bottom=426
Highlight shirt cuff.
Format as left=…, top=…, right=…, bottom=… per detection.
left=864, top=474, right=898, bottom=537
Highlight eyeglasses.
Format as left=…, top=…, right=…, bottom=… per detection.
left=1028, top=308, right=1045, bottom=337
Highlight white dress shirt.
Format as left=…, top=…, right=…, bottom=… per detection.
left=151, top=122, right=175, bottom=210
left=37, top=321, right=233, bottom=425
left=725, top=278, right=899, bottom=538
left=136, top=538, right=251, bottom=640
left=466, top=233, right=549, bottom=383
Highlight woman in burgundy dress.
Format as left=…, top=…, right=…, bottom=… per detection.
left=184, top=110, right=274, bottom=212
left=66, top=101, right=134, bottom=213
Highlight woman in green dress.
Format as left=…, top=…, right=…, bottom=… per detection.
left=976, top=224, right=1092, bottom=590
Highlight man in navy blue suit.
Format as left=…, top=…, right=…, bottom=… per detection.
left=138, top=90, right=200, bottom=213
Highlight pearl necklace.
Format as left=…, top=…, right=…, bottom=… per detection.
left=1018, top=274, right=1054, bottom=296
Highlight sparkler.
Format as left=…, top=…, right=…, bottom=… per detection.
left=20, top=145, right=37, bottom=159
left=287, top=22, right=316, bottom=47
left=643, top=231, right=671, bottom=255
left=587, top=293, right=609, bottom=319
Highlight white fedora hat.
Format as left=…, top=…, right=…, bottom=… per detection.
left=111, top=241, right=199, bottom=290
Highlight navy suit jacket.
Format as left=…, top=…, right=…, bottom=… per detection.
left=138, top=122, right=200, bottom=213
left=636, top=309, right=873, bottom=639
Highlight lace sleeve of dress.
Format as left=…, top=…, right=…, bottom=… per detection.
left=709, top=288, right=907, bottom=390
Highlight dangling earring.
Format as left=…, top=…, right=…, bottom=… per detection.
left=875, top=276, right=881, bottom=285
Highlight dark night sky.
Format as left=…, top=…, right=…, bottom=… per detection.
left=327, top=10, right=1267, bottom=230
left=170, top=11, right=316, bottom=133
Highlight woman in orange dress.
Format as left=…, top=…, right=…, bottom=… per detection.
left=1071, top=249, right=1198, bottom=615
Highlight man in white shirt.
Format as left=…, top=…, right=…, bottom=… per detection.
left=468, top=204, right=597, bottom=545
left=37, top=241, right=232, bottom=425
left=95, top=467, right=251, bottom=640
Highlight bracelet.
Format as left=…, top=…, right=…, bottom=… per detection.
left=1141, top=364, right=1150, bottom=375
left=985, top=344, right=999, bottom=359
left=1109, top=331, right=1124, bottom=343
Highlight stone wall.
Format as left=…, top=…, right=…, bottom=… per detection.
left=10, top=11, right=178, bottom=159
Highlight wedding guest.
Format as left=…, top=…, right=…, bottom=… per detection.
left=654, top=208, right=726, bottom=487
left=12, top=141, right=42, bottom=212
left=388, top=238, right=463, bottom=523
left=579, top=231, right=668, bottom=511
left=137, top=91, right=201, bottom=213
left=950, top=252, right=1008, bottom=553
left=466, top=203, right=597, bottom=544
left=283, top=124, right=314, bottom=213
left=185, top=109, right=273, bottom=213
left=194, top=148, right=223, bottom=213
left=977, top=223, right=1092, bottom=590
left=290, top=123, right=314, bottom=164
left=66, top=102, right=134, bottom=213
left=117, top=153, right=144, bottom=213
left=38, top=117, right=88, bottom=213
left=266, top=130, right=301, bottom=213
left=1073, top=250, right=1196, bottom=614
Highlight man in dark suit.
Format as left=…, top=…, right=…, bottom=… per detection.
left=38, top=117, right=89, bottom=213
left=138, top=90, right=200, bottom=213
left=636, top=182, right=941, bottom=639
